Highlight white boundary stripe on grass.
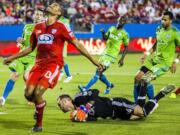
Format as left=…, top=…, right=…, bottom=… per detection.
left=0, top=112, right=7, bottom=115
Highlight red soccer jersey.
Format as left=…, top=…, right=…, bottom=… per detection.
left=30, top=20, right=75, bottom=66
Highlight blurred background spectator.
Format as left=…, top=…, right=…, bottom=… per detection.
left=0, top=0, right=179, bottom=31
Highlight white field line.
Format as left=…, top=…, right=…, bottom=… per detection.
left=0, top=112, right=7, bottom=115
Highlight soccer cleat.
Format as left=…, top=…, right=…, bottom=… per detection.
left=169, top=93, right=177, bottom=99
left=160, top=84, right=175, bottom=95
left=0, top=97, right=6, bottom=106
left=104, top=83, right=114, bottom=94
left=58, top=72, right=64, bottom=81
left=31, top=125, right=42, bottom=133
left=78, top=85, right=88, bottom=93
left=63, top=76, right=73, bottom=83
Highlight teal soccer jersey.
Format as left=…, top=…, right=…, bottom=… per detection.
left=154, top=26, right=180, bottom=66
left=144, top=25, right=180, bottom=77
left=104, top=26, right=129, bottom=58
left=100, top=26, right=129, bottom=67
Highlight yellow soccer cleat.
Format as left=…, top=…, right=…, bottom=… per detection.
left=169, top=93, right=177, bottom=99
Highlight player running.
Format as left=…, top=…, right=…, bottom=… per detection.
left=133, top=11, right=180, bottom=106
left=58, top=15, right=73, bottom=83
left=78, top=16, right=129, bottom=94
left=0, top=9, right=44, bottom=106
left=57, top=85, right=175, bottom=122
left=3, top=3, right=102, bottom=133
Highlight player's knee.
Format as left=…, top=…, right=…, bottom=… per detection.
left=34, top=86, right=46, bottom=98
left=10, top=72, right=19, bottom=81
left=135, top=75, right=141, bottom=82
left=24, top=92, right=33, bottom=102
left=24, top=88, right=34, bottom=102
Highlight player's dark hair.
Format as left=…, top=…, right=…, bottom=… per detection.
left=58, top=94, right=72, bottom=101
left=163, top=11, right=174, bottom=20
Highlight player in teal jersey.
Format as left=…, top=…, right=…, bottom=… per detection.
left=78, top=16, right=129, bottom=94
left=133, top=11, right=180, bottom=107
left=58, top=15, right=73, bottom=83
left=0, top=9, right=44, bottom=106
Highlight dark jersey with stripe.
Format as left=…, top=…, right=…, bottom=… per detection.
left=73, top=89, right=136, bottom=120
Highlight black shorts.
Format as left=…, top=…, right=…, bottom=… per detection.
left=111, top=97, right=136, bottom=120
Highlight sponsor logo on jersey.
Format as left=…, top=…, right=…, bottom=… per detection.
left=109, top=32, right=122, bottom=41
left=37, top=34, right=54, bottom=44
left=51, top=29, right=57, bottom=34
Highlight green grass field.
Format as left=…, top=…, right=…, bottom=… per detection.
left=0, top=54, right=180, bottom=135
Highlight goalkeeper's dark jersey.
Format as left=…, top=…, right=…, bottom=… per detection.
left=73, top=89, right=136, bottom=120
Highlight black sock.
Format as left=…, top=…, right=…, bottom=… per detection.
left=143, top=100, right=156, bottom=116
left=154, top=91, right=165, bottom=102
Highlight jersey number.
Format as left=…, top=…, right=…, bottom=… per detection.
left=44, top=71, right=52, bottom=78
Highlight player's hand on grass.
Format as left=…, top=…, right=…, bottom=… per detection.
left=170, top=62, right=177, bottom=73
left=118, top=58, right=124, bottom=67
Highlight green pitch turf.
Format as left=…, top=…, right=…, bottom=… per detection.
left=0, top=54, right=180, bottom=135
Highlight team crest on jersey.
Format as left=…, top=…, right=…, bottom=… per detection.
left=45, top=71, right=52, bottom=78
left=38, top=34, right=54, bottom=44
left=51, top=29, right=57, bottom=34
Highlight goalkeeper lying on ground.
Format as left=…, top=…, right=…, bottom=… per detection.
left=57, top=85, right=175, bottom=122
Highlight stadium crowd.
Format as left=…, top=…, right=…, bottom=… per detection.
left=0, top=0, right=180, bottom=25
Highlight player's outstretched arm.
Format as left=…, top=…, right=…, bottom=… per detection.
left=140, top=42, right=157, bottom=64
left=118, top=46, right=128, bottom=67
left=100, top=29, right=109, bottom=40
left=3, top=46, right=34, bottom=65
left=170, top=52, right=180, bottom=73
left=71, top=39, right=103, bottom=71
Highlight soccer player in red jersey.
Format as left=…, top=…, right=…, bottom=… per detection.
left=3, top=2, right=102, bottom=133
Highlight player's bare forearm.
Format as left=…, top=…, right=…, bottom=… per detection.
left=118, top=46, right=128, bottom=67
left=170, top=52, right=180, bottom=73
left=3, top=47, right=33, bottom=65
left=13, top=47, right=33, bottom=59
left=100, top=29, right=109, bottom=40
left=144, top=42, right=156, bottom=56
left=102, top=33, right=108, bottom=40
left=175, top=52, right=180, bottom=60
left=120, top=46, right=128, bottom=60
left=71, top=39, right=99, bottom=66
